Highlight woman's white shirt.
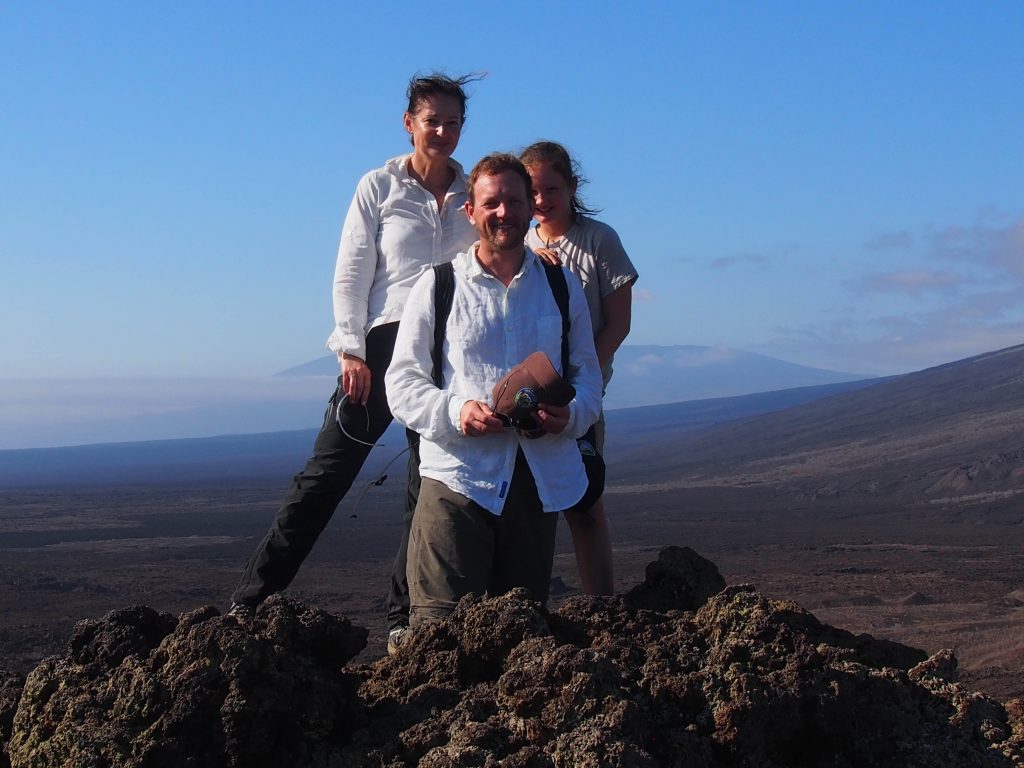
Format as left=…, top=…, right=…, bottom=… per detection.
left=326, top=154, right=476, bottom=361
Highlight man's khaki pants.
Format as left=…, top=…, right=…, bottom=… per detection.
left=408, top=452, right=558, bottom=626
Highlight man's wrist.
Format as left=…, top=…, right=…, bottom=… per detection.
left=565, top=400, right=578, bottom=437
left=450, top=396, right=471, bottom=434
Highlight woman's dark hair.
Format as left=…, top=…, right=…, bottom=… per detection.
left=406, top=72, right=485, bottom=126
left=519, top=140, right=599, bottom=218
left=466, top=153, right=533, bottom=206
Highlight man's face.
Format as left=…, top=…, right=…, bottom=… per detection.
left=465, top=170, right=533, bottom=252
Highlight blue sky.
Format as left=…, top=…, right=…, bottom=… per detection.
left=2, top=2, right=1022, bottom=384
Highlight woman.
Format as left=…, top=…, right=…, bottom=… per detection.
left=520, top=141, right=639, bottom=596
left=231, top=73, right=479, bottom=653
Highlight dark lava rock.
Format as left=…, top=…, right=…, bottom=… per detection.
left=622, top=545, right=726, bottom=612
left=4, top=547, right=1024, bottom=767
left=548, top=576, right=574, bottom=597
left=6, top=597, right=367, bottom=767
left=901, top=591, right=933, bottom=606
left=0, top=668, right=24, bottom=768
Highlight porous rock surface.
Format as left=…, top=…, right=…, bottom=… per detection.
left=6, top=600, right=367, bottom=767
left=3, top=546, right=1023, bottom=767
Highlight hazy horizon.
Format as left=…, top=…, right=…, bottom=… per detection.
left=0, top=342, right=875, bottom=450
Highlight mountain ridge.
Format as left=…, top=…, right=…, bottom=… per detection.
left=0, top=379, right=882, bottom=489
left=276, top=343, right=873, bottom=410
left=7, top=341, right=1023, bottom=502
left=0, top=346, right=871, bottom=450
left=613, top=342, right=1024, bottom=503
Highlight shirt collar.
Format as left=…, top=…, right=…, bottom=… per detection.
left=530, top=221, right=578, bottom=248
left=385, top=154, right=468, bottom=194
left=461, top=244, right=541, bottom=281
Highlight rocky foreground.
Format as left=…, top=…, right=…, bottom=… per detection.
left=2, top=547, right=1022, bottom=767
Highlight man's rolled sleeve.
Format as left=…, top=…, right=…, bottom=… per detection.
left=447, top=395, right=469, bottom=435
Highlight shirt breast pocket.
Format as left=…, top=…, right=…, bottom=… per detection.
left=535, top=315, right=564, bottom=370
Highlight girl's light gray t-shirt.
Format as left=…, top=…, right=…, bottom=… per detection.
left=526, top=216, right=638, bottom=388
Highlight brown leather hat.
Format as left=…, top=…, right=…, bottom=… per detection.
left=491, top=351, right=576, bottom=437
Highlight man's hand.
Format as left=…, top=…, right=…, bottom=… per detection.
left=341, top=353, right=371, bottom=405
left=536, top=402, right=570, bottom=435
left=460, top=400, right=505, bottom=437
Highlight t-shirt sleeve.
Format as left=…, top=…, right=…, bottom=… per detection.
left=593, top=221, right=639, bottom=298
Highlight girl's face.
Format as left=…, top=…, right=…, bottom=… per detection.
left=403, top=94, right=463, bottom=159
left=526, top=161, right=575, bottom=230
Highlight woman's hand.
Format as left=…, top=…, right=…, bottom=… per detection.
left=534, top=246, right=561, bottom=266
left=460, top=400, right=505, bottom=437
left=340, top=353, right=371, bottom=405
left=536, top=402, right=569, bottom=435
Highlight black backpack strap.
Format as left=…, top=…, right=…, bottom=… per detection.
left=431, top=262, right=455, bottom=388
left=541, top=261, right=571, bottom=376
left=433, top=259, right=568, bottom=385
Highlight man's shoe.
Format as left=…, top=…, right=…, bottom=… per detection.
left=387, top=625, right=410, bottom=655
left=227, top=603, right=255, bottom=623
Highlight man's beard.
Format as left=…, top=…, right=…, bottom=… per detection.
left=483, top=220, right=528, bottom=250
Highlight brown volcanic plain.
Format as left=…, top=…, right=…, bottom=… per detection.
left=1, top=343, right=1024, bottom=704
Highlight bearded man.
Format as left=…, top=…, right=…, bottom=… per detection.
left=385, top=153, right=602, bottom=627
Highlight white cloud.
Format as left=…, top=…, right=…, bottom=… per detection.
left=763, top=292, right=1024, bottom=376
left=757, top=212, right=1024, bottom=375
left=622, top=345, right=738, bottom=377
left=930, top=215, right=1024, bottom=277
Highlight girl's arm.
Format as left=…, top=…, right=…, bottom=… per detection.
left=595, top=282, right=633, bottom=367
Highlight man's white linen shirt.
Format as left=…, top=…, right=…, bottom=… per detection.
left=386, top=246, right=603, bottom=516
left=326, top=155, right=475, bottom=361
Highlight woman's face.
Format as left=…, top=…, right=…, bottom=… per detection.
left=403, top=94, right=463, bottom=160
left=527, top=161, right=575, bottom=230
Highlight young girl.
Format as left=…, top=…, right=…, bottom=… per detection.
left=520, top=141, right=638, bottom=595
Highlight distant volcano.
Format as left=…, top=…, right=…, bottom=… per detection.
left=275, top=343, right=873, bottom=410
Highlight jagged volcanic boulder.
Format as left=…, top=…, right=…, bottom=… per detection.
left=0, top=668, right=24, bottom=768
left=6, top=598, right=367, bottom=767
left=4, top=547, right=1023, bottom=767
left=623, top=545, right=726, bottom=612
left=350, top=586, right=1022, bottom=767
